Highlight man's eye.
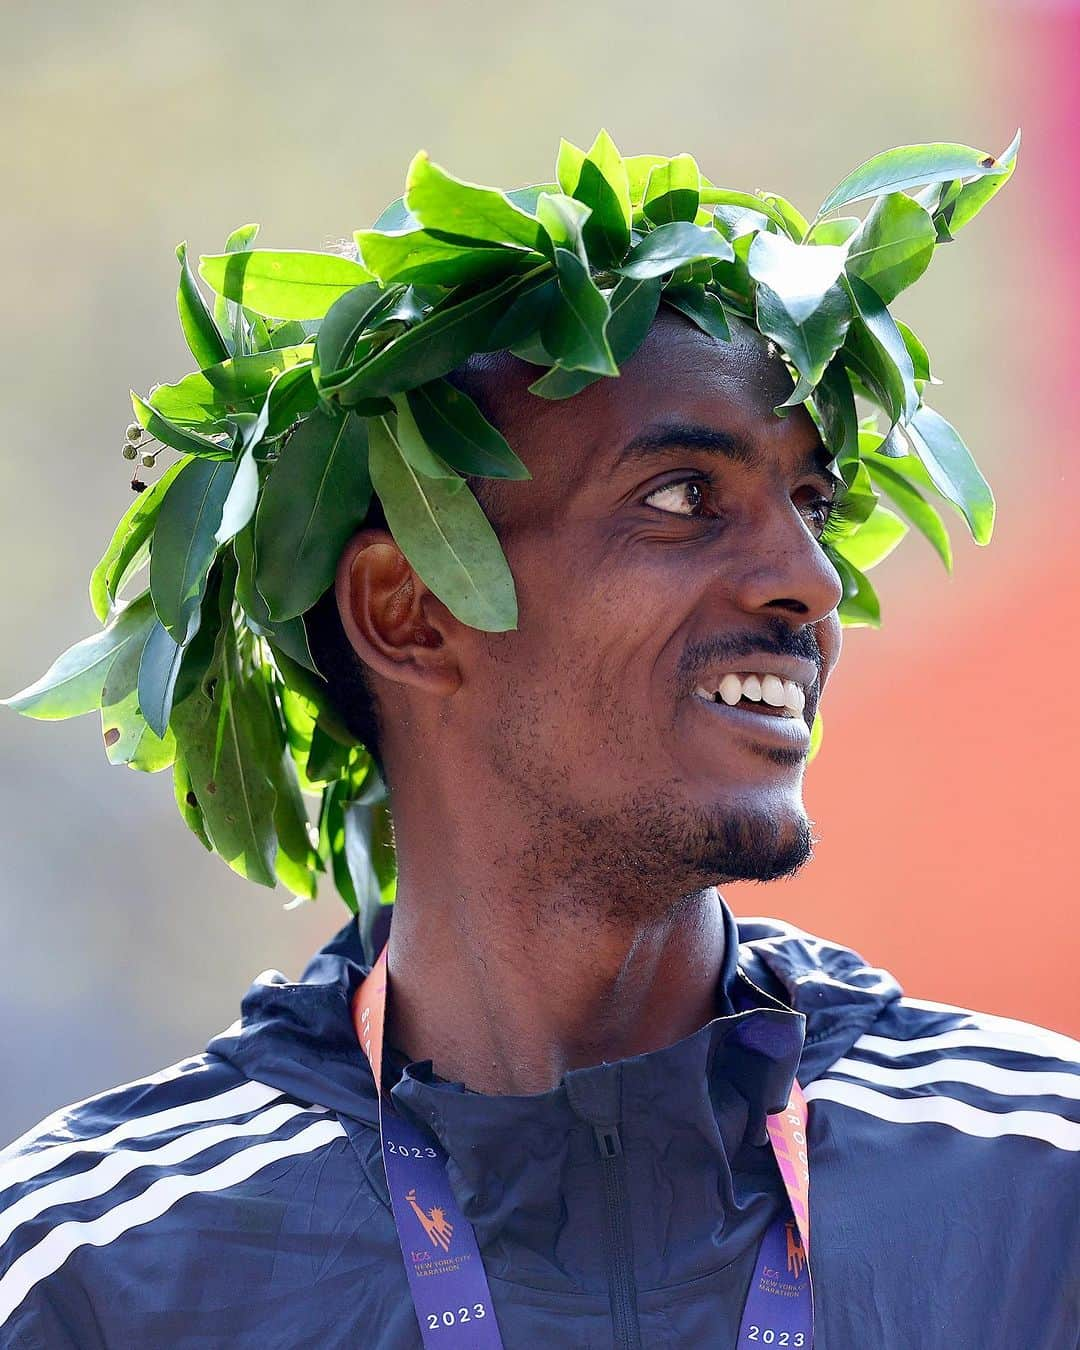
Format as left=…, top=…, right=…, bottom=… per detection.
left=644, top=480, right=705, bottom=516
left=804, top=495, right=839, bottom=536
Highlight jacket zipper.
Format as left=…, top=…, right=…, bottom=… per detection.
left=593, top=1125, right=643, bottom=1350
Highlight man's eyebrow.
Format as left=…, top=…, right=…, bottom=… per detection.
left=615, top=419, right=836, bottom=482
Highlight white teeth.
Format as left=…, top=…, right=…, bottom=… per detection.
left=694, top=672, right=809, bottom=719
left=718, top=674, right=743, bottom=706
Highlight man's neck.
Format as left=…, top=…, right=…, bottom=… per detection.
left=384, top=871, right=728, bottom=1096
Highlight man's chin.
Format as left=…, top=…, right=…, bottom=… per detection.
left=687, top=804, right=815, bottom=884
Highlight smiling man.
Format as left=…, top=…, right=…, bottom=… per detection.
left=340, top=315, right=844, bottom=1104
left=2, top=135, right=1077, bottom=1349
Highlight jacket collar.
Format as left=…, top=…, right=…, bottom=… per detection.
left=208, top=901, right=901, bottom=1132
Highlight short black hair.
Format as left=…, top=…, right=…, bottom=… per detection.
left=301, top=356, right=510, bottom=776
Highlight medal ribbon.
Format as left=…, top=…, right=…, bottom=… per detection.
left=355, top=948, right=814, bottom=1348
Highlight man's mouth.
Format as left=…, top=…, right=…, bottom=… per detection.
left=693, top=672, right=807, bottom=721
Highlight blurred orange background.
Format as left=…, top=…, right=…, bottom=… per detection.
left=1, top=1, right=1076, bottom=1144
left=730, top=6, right=1080, bottom=1034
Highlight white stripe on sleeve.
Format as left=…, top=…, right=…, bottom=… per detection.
left=856, top=1027, right=1079, bottom=1064
left=0, top=1118, right=346, bottom=1328
left=828, top=1053, right=1080, bottom=1100
left=1, top=1082, right=283, bottom=1191
left=805, top=1079, right=1080, bottom=1151
left=0, top=1102, right=325, bottom=1249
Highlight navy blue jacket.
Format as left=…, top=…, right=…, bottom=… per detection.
left=2, top=906, right=1077, bottom=1348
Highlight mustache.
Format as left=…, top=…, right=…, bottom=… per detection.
left=677, top=618, right=823, bottom=688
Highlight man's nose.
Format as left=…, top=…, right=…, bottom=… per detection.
left=727, top=503, right=844, bottom=624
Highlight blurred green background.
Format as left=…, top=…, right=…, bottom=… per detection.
left=3, top=0, right=1076, bottom=1143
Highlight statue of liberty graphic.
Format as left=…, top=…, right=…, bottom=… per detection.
left=405, top=1188, right=454, bottom=1253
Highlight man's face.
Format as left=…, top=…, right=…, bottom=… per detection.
left=439, top=312, right=843, bottom=902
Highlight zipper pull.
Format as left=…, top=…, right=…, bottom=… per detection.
left=594, top=1124, right=622, bottom=1159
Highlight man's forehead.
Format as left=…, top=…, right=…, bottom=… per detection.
left=456, top=309, right=822, bottom=505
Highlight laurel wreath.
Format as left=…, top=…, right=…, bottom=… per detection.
left=2, top=129, right=1019, bottom=944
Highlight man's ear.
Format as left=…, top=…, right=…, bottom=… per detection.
left=335, top=528, right=462, bottom=697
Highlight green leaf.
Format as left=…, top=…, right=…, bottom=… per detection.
left=146, top=371, right=231, bottom=432
left=170, top=561, right=225, bottom=709
left=100, top=635, right=176, bottom=770
left=233, top=528, right=320, bottom=675
left=807, top=217, right=861, bottom=247
left=174, top=750, right=213, bottom=851
left=170, top=608, right=278, bottom=889
left=214, top=440, right=260, bottom=547
left=810, top=358, right=859, bottom=463
left=319, top=762, right=394, bottom=921
left=896, top=320, right=937, bottom=384
left=244, top=667, right=320, bottom=900
left=265, top=615, right=321, bottom=675
left=175, top=242, right=229, bottom=368
left=816, top=141, right=1004, bottom=218
left=706, top=236, right=755, bottom=318
left=201, top=345, right=314, bottom=406
left=661, top=284, right=730, bottom=341
left=757, top=192, right=809, bottom=242
left=263, top=365, right=318, bottom=438
left=843, top=273, right=918, bottom=421
left=313, top=284, right=390, bottom=383
left=865, top=459, right=952, bottom=570
left=307, top=717, right=355, bottom=785
left=389, top=399, right=459, bottom=479
left=619, top=221, right=733, bottom=279
left=90, top=457, right=190, bottom=621
left=531, top=275, right=661, bottom=398
left=748, top=231, right=850, bottom=317
left=214, top=224, right=259, bottom=353
left=368, top=415, right=517, bottom=631
left=150, top=456, right=238, bottom=642
left=319, top=780, right=359, bottom=916
left=200, top=250, right=374, bottom=321
left=135, top=619, right=187, bottom=739
left=404, top=151, right=544, bottom=251
left=541, top=248, right=617, bottom=375
left=254, top=408, right=372, bottom=621
left=2, top=591, right=155, bottom=720
left=846, top=193, right=936, bottom=304
left=277, top=681, right=319, bottom=793
left=557, top=130, right=632, bottom=266
left=831, top=551, right=881, bottom=627
left=233, top=520, right=271, bottom=629
left=131, top=391, right=231, bottom=459
left=625, top=155, right=669, bottom=208
left=405, top=380, right=530, bottom=478
left=917, top=130, right=1020, bottom=236
left=485, top=274, right=558, bottom=352
left=748, top=232, right=852, bottom=399
left=807, top=708, right=824, bottom=762
left=699, top=188, right=791, bottom=234
left=354, top=226, right=529, bottom=287
left=331, top=268, right=546, bottom=403
left=832, top=504, right=908, bottom=572
left=535, top=192, right=591, bottom=261
left=343, top=797, right=396, bottom=940
left=906, top=405, right=994, bottom=545
left=642, top=155, right=701, bottom=226
left=834, top=459, right=880, bottom=529
left=266, top=319, right=310, bottom=350
left=505, top=183, right=558, bottom=213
